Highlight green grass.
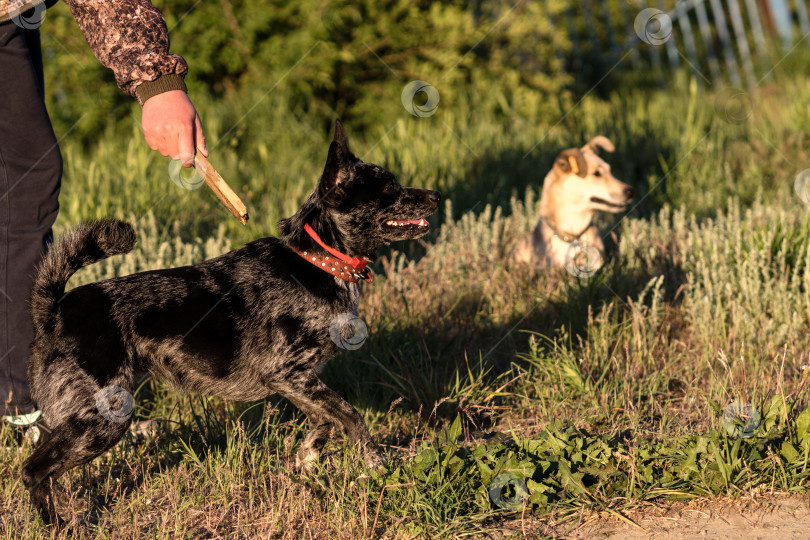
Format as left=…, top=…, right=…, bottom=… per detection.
left=3, top=64, right=810, bottom=537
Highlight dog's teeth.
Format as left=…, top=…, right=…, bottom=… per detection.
left=387, top=219, right=431, bottom=227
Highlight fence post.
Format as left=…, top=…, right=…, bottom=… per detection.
left=659, top=0, right=681, bottom=68
left=793, top=0, right=810, bottom=38
left=728, top=0, right=758, bottom=86
left=709, top=0, right=743, bottom=85
left=768, top=0, right=795, bottom=51
left=744, top=0, right=769, bottom=59
left=695, top=0, right=723, bottom=81
left=676, top=0, right=706, bottom=81
left=618, top=0, right=642, bottom=69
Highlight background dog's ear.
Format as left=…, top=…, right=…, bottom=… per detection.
left=554, top=148, right=588, bottom=178
left=581, top=135, right=615, bottom=154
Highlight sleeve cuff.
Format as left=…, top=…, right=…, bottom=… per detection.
left=134, top=74, right=188, bottom=106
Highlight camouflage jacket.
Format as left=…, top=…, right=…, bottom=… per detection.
left=1, top=0, right=188, bottom=104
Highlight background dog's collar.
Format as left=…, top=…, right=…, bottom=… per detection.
left=543, top=218, right=592, bottom=244
left=295, top=224, right=373, bottom=283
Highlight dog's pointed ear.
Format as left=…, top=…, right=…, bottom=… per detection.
left=334, top=118, right=350, bottom=149
left=581, top=135, right=615, bottom=154
left=318, top=120, right=357, bottom=204
left=554, top=148, right=588, bottom=178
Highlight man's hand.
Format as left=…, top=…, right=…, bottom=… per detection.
left=141, top=90, right=207, bottom=167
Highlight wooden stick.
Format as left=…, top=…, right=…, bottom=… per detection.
left=193, top=153, right=249, bottom=225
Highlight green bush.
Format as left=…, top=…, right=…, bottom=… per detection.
left=41, top=0, right=571, bottom=143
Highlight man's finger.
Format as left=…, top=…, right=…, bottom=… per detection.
left=194, top=115, right=208, bottom=157
left=176, top=126, right=195, bottom=167
left=144, top=132, right=159, bottom=151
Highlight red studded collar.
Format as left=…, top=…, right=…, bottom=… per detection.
left=293, top=224, right=374, bottom=283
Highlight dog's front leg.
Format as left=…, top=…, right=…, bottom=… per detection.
left=276, top=374, right=382, bottom=470
left=294, top=419, right=333, bottom=470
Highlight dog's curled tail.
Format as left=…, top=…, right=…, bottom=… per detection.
left=31, top=219, right=136, bottom=316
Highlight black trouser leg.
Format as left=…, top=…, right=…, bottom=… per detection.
left=0, top=22, right=62, bottom=415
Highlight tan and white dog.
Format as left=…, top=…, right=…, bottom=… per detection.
left=515, top=136, right=635, bottom=272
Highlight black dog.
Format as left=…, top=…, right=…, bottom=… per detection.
left=22, top=119, right=440, bottom=525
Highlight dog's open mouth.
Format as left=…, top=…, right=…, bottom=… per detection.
left=384, top=218, right=430, bottom=229
left=590, top=196, right=629, bottom=209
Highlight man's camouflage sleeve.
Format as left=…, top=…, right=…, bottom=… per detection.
left=62, top=0, right=189, bottom=105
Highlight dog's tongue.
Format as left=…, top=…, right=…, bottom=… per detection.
left=406, top=218, right=428, bottom=226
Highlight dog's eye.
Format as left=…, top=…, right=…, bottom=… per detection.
left=384, top=182, right=398, bottom=194
left=593, top=170, right=602, bottom=177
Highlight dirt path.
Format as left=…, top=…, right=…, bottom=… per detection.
left=561, top=496, right=810, bottom=539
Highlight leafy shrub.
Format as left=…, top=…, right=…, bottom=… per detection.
left=42, top=0, right=571, bottom=143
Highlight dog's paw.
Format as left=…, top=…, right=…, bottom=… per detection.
left=295, top=446, right=320, bottom=473
left=363, top=449, right=385, bottom=472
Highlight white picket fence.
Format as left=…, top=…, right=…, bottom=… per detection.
left=561, top=0, right=810, bottom=87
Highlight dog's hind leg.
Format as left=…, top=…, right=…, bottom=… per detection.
left=22, top=414, right=130, bottom=526
left=21, top=433, right=68, bottom=526
left=277, top=374, right=382, bottom=470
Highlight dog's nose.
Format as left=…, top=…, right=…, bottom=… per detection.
left=624, top=187, right=636, bottom=200
left=429, top=190, right=441, bottom=204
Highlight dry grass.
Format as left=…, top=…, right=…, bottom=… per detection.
left=3, top=71, right=810, bottom=537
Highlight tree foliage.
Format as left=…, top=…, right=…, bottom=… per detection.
left=42, top=0, right=571, bottom=142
